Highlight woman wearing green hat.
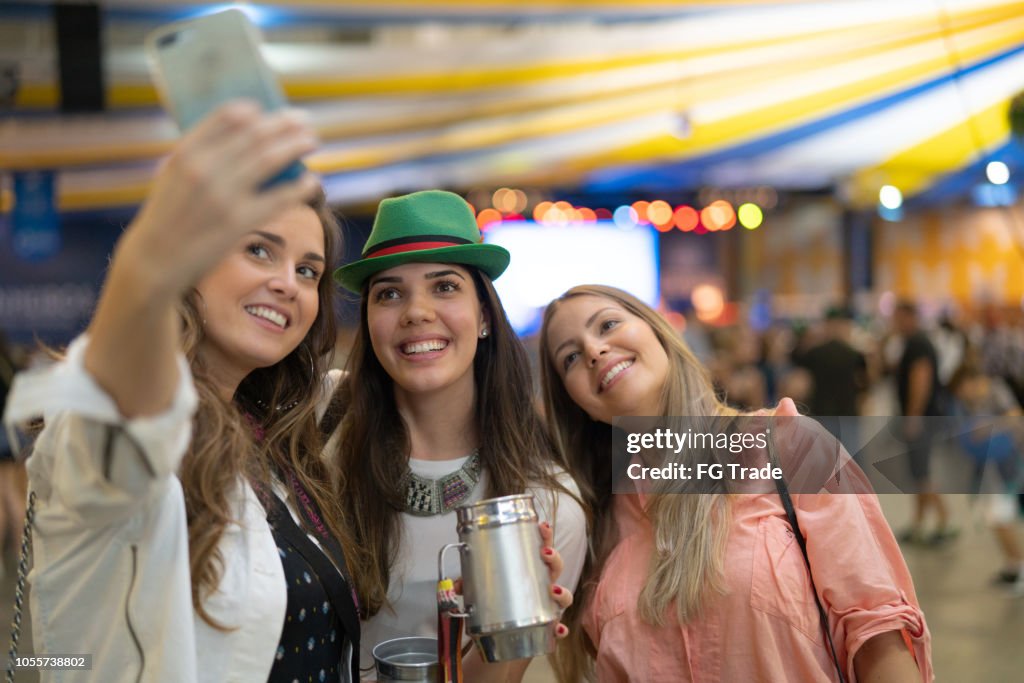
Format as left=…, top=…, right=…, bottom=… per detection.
left=328, top=190, right=587, bottom=680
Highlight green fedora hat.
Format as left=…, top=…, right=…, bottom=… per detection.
left=334, top=190, right=510, bottom=293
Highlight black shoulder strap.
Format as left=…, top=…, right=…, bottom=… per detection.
left=265, top=492, right=361, bottom=678
left=768, top=430, right=846, bottom=683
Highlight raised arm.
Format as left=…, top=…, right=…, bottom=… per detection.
left=84, top=101, right=318, bottom=417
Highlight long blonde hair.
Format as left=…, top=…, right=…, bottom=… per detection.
left=539, top=285, right=734, bottom=682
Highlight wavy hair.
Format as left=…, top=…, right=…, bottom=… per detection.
left=177, top=190, right=352, bottom=628
left=332, top=267, right=577, bottom=616
left=539, top=285, right=735, bottom=682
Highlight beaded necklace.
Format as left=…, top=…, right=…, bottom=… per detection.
left=403, top=450, right=481, bottom=516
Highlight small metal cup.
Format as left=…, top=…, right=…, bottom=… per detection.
left=372, top=636, right=439, bottom=682
left=438, top=494, right=559, bottom=663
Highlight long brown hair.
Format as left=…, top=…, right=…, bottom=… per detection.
left=178, top=190, right=353, bottom=628
left=333, top=267, right=576, bottom=616
left=539, top=285, right=734, bottom=682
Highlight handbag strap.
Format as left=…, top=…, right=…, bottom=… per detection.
left=6, top=490, right=35, bottom=683
left=265, top=491, right=361, bottom=678
left=767, top=430, right=846, bottom=683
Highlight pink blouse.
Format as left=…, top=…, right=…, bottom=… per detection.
left=583, top=492, right=933, bottom=682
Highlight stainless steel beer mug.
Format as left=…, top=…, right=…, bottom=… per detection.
left=372, top=637, right=440, bottom=682
left=438, top=494, right=559, bottom=662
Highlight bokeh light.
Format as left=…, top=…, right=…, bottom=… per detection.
left=492, top=188, right=511, bottom=211
left=532, top=201, right=553, bottom=223
left=476, top=208, right=502, bottom=231
left=613, top=205, right=639, bottom=229
left=701, top=202, right=735, bottom=231
left=673, top=205, right=699, bottom=232
left=647, top=200, right=673, bottom=230
left=631, top=200, right=651, bottom=224
left=711, top=200, right=736, bottom=231
left=986, top=161, right=1010, bottom=185
left=737, top=203, right=763, bottom=229
left=692, top=284, right=725, bottom=322
left=879, top=185, right=903, bottom=210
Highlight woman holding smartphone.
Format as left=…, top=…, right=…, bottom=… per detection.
left=4, top=103, right=358, bottom=682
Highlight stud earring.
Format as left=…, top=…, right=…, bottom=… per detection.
left=480, top=328, right=489, bottom=338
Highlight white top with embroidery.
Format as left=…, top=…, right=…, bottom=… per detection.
left=359, top=456, right=587, bottom=678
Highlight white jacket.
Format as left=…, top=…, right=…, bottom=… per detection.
left=4, top=337, right=294, bottom=682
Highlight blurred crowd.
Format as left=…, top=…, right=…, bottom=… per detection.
left=682, top=301, right=1023, bottom=419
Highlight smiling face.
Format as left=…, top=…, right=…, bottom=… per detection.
left=545, top=294, right=669, bottom=424
left=195, top=204, right=325, bottom=395
left=365, top=262, right=488, bottom=402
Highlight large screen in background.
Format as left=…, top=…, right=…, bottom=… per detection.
left=484, top=220, right=659, bottom=336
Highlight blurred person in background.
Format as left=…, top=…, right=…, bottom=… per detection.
left=794, top=305, right=869, bottom=458
left=931, top=312, right=968, bottom=410
left=977, top=304, right=1024, bottom=409
left=680, top=308, right=714, bottom=366
left=327, top=190, right=584, bottom=681
left=707, top=324, right=767, bottom=410
left=893, top=301, right=955, bottom=546
left=794, top=305, right=868, bottom=419
left=539, top=284, right=931, bottom=683
left=948, top=362, right=1024, bottom=595
left=757, top=323, right=800, bottom=405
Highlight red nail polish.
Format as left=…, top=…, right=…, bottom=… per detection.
left=543, top=548, right=554, bottom=556
left=553, top=586, right=563, bottom=595
left=557, top=624, right=568, bottom=635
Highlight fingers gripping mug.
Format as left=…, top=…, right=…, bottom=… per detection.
left=438, top=494, right=560, bottom=662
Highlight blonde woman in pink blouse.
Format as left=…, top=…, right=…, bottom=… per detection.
left=539, top=285, right=932, bottom=683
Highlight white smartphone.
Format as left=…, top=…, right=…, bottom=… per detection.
left=144, top=8, right=305, bottom=186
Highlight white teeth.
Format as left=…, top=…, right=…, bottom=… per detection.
left=245, top=305, right=287, bottom=328
left=601, top=360, right=633, bottom=387
left=402, top=340, right=448, bottom=354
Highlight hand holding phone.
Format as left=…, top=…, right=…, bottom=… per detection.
left=145, top=9, right=307, bottom=188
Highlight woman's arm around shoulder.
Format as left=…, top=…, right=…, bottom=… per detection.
left=532, top=469, right=588, bottom=593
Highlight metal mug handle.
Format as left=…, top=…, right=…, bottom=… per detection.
left=438, top=542, right=472, bottom=618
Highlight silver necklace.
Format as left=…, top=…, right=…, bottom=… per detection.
left=403, top=450, right=481, bottom=516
